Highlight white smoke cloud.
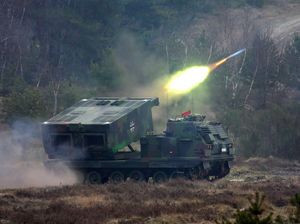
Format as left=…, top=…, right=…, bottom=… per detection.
left=0, top=119, right=78, bottom=189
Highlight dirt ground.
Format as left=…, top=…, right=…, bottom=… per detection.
left=0, top=157, right=299, bottom=224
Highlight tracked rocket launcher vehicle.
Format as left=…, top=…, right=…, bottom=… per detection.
left=42, top=97, right=234, bottom=184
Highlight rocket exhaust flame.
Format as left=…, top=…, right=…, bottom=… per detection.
left=165, top=48, right=246, bottom=94
left=165, top=66, right=210, bottom=94
left=210, top=58, right=227, bottom=70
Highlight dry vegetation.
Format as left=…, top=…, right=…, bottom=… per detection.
left=0, top=157, right=299, bottom=224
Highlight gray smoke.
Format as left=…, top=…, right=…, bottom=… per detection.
left=0, top=119, right=78, bottom=189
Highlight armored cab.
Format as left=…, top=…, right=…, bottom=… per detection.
left=140, top=114, right=234, bottom=178
left=42, top=97, right=159, bottom=160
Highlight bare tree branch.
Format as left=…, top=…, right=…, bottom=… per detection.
left=165, top=43, right=170, bottom=73
left=207, top=44, right=213, bottom=64
left=238, top=49, right=247, bottom=75
left=20, top=0, right=26, bottom=25
left=0, top=37, right=9, bottom=43
left=244, top=61, right=259, bottom=106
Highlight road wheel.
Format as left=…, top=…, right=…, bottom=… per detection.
left=169, top=171, right=177, bottom=179
left=85, top=171, right=102, bottom=184
left=198, top=165, right=209, bottom=179
left=185, top=168, right=202, bottom=180
left=109, top=171, right=125, bottom=183
left=153, top=171, right=168, bottom=183
left=170, top=171, right=185, bottom=180
left=128, top=170, right=145, bottom=182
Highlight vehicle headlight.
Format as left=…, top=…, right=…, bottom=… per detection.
left=221, top=147, right=227, bottom=152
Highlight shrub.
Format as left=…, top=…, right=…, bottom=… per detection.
left=217, top=192, right=300, bottom=224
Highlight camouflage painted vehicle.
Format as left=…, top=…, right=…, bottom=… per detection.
left=42, top=97, right=234, bottom=184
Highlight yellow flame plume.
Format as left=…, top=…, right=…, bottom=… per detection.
left=165, top=66, right=210, bottom=94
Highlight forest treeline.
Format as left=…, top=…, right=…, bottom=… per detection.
left=1, top=0, right=300, bottom=159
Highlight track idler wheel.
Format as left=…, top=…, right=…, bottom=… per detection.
left=207, top=161, right=230, bottom=180
left=109, top=171, right=125, bottom=183
left=128, top=170, right=145, bottom=182
left=85, top=171, right=102, bottom=184
left=152, top=171, right=168, bottom=183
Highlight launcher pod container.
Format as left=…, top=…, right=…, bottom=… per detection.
left=42, top=97, right=234, bottom=184
left=42, top=97, right=158, bottom=160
